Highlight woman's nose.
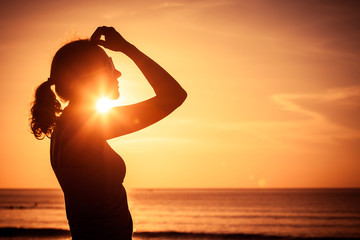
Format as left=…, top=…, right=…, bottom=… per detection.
left=114, top=69, right=121, bottom=78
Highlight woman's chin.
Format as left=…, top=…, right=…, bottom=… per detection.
left=103, top=90, right=119, bottom=100
left=111, top=91, right=120, bottom=100
left=98, top=88, right=119, bottom=100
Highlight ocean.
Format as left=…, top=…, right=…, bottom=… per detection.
left=0, top=188, right=359, bottom=239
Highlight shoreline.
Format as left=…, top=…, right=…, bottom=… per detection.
left=1, top=227, right=359, bottom=240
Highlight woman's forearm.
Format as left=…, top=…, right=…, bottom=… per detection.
left=123, top=44, right=187, bottom=103
left=90, top=26, right=186, bottom=104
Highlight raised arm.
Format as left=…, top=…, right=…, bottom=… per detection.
left=90, top=26, right=187, bottom=139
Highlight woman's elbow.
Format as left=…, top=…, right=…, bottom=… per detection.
left=181, top=88, right=187, bottom=100
left=176, top=88, right=187, bottom=106
left=165, top=89, right=187, bottom=109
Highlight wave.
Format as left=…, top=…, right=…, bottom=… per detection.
left=2, top=205, right=359, bottom=221
left=0, top=205, right=63, bottom=210
left=1, top=227, right=359, bottom=239
left=179, top=214, right=360, bottom=221
left=0, top=227, right=70, bottom=237
left=135, top=231, right=360, bottom=239
left=0, top=205, right=39, bottom=210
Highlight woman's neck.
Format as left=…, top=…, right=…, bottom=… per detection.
left=65, top=99, right=97, bottom=114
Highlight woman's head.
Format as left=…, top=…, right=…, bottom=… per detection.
left=30, top=39, right=120, bottom=139
left=51, top=40, right=120, bottom=101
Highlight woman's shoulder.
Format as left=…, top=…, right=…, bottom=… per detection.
left=61, top=106, right=108, bottom=134
left=53, top=110, right=105, bottom=168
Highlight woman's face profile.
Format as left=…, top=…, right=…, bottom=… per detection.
left=74, top=54, right=121, bottom=102
left=101, top=57, right=121, bottom=100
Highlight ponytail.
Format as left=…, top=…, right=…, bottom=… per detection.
left=30, top=39, right=107, bottom=139
left=30, top=80, right=62, bottom=139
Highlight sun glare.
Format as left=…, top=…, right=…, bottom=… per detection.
left=96, top=97, right=113, bottom=113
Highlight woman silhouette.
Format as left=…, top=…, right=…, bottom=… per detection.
left=30, top=26, right=187, bottom=240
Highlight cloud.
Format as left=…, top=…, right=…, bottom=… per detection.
left=150, top=1, right=186, bottom=10
left=273, top=86, right=360, bottom=130
left=150, top=0, right=234, bottom=10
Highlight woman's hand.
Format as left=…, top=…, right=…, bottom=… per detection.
left=90, top=26, right=132, bottom=52
left=89, top=26, right=186, bottom=139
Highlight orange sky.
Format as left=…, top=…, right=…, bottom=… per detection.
left=1, top=0, right=360, bottom=188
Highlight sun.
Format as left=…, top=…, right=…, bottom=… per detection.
left=96, top=97, right=114, bottom=113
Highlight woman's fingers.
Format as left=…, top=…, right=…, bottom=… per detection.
left=90, top=26, right=106, bottom=42
left=91, top=26, right=112, bottom=43
left=91, top=26, right=130, bottom=52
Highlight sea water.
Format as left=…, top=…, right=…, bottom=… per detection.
left=0, top=188, right=359, bottom=239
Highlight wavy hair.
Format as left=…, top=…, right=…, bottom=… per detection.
left=30, top=81, right=62, bottom=139
left=30, top=40, right=108, bottom=139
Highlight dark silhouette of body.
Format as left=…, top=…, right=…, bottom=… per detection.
left=30, top=26, right=187, bottom=240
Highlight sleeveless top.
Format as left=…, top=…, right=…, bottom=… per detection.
left=50, top=108, right=133, bottom=240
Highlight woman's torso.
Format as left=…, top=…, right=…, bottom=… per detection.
left=50, top=107, right=132, bottom=239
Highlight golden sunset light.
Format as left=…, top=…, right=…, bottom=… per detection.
left=1, top=1, right=360, bottom=239
left=0, top=0, right=359, bottom=191
left=96, top=97, right=114, bottom=113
